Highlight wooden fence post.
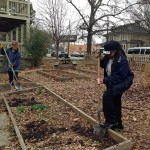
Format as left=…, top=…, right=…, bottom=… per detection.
left=143, top=63, right=150, bottom=88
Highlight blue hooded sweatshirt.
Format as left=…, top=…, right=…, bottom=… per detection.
left=1, top=47, right=21, bottom=72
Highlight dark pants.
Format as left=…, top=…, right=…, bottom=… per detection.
left=8, top=71, right=19, bottom=86
left=103, top=87, right=123, bottom=124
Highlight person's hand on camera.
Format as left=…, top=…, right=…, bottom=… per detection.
left=100, top=78, right=104, bottom=84
left=96, top=50, right=105, bottom=60
left=100, top=54, right=105, bottom=60
left=95, top=51, right=99, bottom=58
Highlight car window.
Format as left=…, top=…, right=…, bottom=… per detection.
left=127, top=49, right=140, bottom=54
left=141, top=49, right=145, bottom=54
left=145, top=49, right=150, bottom=54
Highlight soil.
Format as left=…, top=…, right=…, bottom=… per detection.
left=22, top=67, right=149, bottom=150
left=0, top=63, right=149, bottom=149
left=9, top=97, right=41, bottom=107
left=1, top=90, right=116, bottom=149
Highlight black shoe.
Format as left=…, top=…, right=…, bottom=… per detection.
left=112, top=123, right=124, bottom=130
left=100, top=122, right=118, bottom=129
left=117, top=123, right=124, bottom=129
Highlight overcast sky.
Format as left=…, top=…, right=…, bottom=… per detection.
left=30, top=0, right=87, bottom=10
left=29, top=0, right=102, bottom=43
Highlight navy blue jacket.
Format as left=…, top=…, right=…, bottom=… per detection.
left=1, top=47, right=21, bottom=71
left=100, top=52, right=134, bottom=95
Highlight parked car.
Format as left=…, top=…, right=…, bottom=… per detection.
left=127, top=47, right=150, bottom=55
left=70, top=52, right=80, bottom=57
left=70, top=52, right=85, bottom=57
left=58, top=52, right=69, bottom=58
left=51, top=51, right=57, bottom=57
left=79, top=53, right=84, bottom=57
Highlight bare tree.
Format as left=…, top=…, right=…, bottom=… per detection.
left=67, top=0, right=145, bottom=57
left=36, top=0, right=70, bottom=58
left=30, top=3, right=36, bottom=25
left=128, top=0, right=150, bottom=30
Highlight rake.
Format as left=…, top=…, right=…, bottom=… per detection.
left=3, top=48, right=23, bottom=91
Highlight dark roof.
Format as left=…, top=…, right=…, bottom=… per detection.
left=0, top=17, right=25, bottom=32
left=111, top=23, right=149, bottom=34
left=119, top=39, right=144, bottom=44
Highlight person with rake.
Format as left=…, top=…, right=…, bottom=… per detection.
left=99, top=40, right=134, bottom=130
left=1, top=41, right=21, bottom=90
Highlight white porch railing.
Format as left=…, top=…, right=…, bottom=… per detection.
left=0, top=0, right=29, bottom=17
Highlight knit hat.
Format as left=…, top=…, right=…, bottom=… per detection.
left=103, top=40, right=118, bottom=54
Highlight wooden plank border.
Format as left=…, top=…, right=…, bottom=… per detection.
left=43, top=69, right=90, bottom=78
left=104, top=140, right=132, bottom=150
left=2, top=94, right=27, bottom=150
left=2, top=83, right=132, bottom=149
left=5, top=86, right=42, bottom=95
left=42, top=85, right=132, bottom=150
left=36, top=70, right=89, bottom=80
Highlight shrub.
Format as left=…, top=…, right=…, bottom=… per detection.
left=25, top=28, right=51, bottom=67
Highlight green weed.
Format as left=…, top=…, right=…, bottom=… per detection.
left=17, top=106, right=25, bottom=113
left=30, top=104, right=48, bottom=111
left=36, top=87, right=45, bottom=94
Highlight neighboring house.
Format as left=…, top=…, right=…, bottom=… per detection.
left=103, top=22, right=150, bottom=52
left=0, top=0, right=30, bottom=54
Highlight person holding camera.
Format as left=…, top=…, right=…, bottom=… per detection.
left=99, top=40, right=134, bottom=130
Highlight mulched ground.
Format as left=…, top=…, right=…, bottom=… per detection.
left=1, top=89, right=116, bottom=149
left=0, top=63, right=150, bottom=149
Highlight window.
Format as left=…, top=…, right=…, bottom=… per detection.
left=121, top=34, right=126, bottom=40
left=127, top=49, right=140, bottom=54
left=141, top=49, right=145, bottom=54
left=145, top=49, right=150, bottom=54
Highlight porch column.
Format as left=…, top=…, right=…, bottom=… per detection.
left=10, top=30, right=13, bottom=42
left=6, top=0, right=9, bottom=14
left=20, top=24, right=24, bottom=44
left=26, top=19, right=30, bottom=40
left=16, top=27, right=19, bottom=42
left=6, top=33, right=9, bottom=43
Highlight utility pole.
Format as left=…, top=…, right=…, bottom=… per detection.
left=67, top=21, right=71, bottom=55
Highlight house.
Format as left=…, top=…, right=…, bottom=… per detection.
left=103, top=22, right=150, bottom=52
left=0, top=0, right=30, bottom=54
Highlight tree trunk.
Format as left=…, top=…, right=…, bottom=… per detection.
left=56, top=40, right=59, bottom=60
left=86, top=27, right=93, bottom=59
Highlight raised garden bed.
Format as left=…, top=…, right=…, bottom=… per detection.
left=1, top=63, right=149, bottom=150
left=2, top=86, right=132, bottom=150
left=75, top=68, right=97, bottom=74
left=36, top=69, right=89, bottom=81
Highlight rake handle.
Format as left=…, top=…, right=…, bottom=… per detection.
left=97, top=50, right=101, bottom=124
